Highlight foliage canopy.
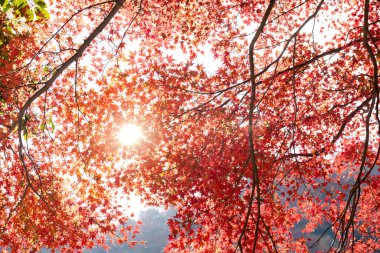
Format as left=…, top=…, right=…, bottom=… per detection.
left=0, top=0, right=379, bottom=252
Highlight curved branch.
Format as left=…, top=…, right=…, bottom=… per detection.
left=14, top=0, right=126, bottom=223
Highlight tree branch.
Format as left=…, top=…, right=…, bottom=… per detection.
left=14, top=0, right=126, bottom=221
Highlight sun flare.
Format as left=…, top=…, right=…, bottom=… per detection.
left=118, top=124, right=143, bottom=146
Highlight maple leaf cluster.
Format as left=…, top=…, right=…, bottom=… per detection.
left=0, top=0, right=379, bottom=252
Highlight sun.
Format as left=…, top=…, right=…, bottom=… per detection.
left=117, top=124, right=143, bottom=146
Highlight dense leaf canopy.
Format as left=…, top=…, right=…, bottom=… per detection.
left=0, top=0, right=379, bottom=252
